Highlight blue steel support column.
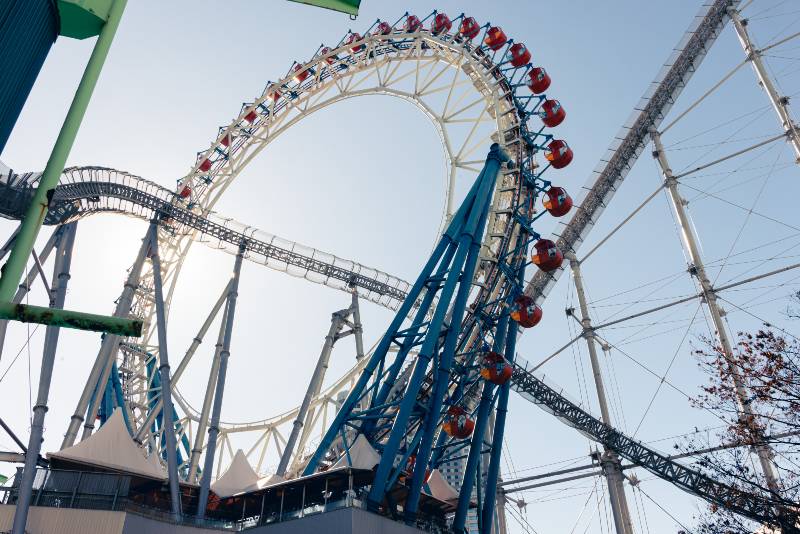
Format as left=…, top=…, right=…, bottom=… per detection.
left=197, top=243, right=245, bottom=517
left=302, top=162, right=493, bottom=477
left=11, top=222, right=76, bottom=534
left=369, top=145, right=505, bottom=508
left=481, top=262, right=527, bottom=533
left=149, top=223, right=182, bottom=520
left=303, top=234, right=454, bottom=476
left=452, top=316, right=509, bottom=531
left=360, top=242, right=458, bottom=436
left=405, top=148, right=506, bottom=520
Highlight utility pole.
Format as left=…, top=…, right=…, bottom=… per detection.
left=567, top=253, right=634, bottom=534
left=197, top=243, right=245, bottom=517
left=729, top=7, right=800, bottom=163
left=651, top=127, right=781, bottom=495
left=276, top=290, right=362, bottom=477
left=149, top=222, right=182, bottom=520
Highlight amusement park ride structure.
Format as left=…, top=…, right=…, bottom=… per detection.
left=1, top=1, right=800, bottom=533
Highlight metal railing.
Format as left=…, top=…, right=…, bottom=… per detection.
left=0, top=467, right=449, bottom=532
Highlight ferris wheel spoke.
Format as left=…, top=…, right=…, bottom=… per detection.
left=456, top=159, right=489, bottom=167
left=455, top=165, right=482, bottom=174
left=416, top=57, right=452, bottom=95
left=444, top=94, right=490, bottom=122
left=458, top=129, right=496, bottom=163
left=447, top=115, right=495, bottom=126
left=305, top=81, right=337, bottom=109
left=454, top=108, right=494, bottom=165
left=419, top=76, right=472, bottom=99
left=384, top=60, right=432, bottom=90
left=380, top=56, right=410, bottom=88
left=344, top=68, right=380, bottom=94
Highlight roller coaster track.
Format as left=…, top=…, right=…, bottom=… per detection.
left=512, top=361, right=798, bottom=528
left=0, top=167, right=411, bottom=309
left=526, top=0, right=741, bottom=304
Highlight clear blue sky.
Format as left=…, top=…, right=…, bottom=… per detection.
left=2, top=1, right=799, bottom=532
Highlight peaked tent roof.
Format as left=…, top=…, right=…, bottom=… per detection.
left=331, top=434, right=380, bottom=471
left=211, top=449, right=260, bottom=498
left=48, top=408, right=167, bottom=480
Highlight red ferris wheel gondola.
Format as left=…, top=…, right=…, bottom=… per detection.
left=540, top=99, right=566, bottom=127
left=484, top=26, right=508, bottom=51
left=545, top=139, right=573, bottom=169
left=532, top=239, right=563, bottom=272
left=293, top=63, right=310, bottom=83
left=543, top=186, right=572, bottom=217
left=480, top=351, right=513, bottom=385
left=431, top=13, right=452, bottom=35
left=442, top=406, right=475, bottom=439
left=319, top=47, right=337, bottom=65
left=510, top=295, right=542, bottom=328
left=346, top=32, right=365, bottom=53
left=374, top=21, right=392, bottom=35
left=266, top=86, right=282, bottom=103
left=459, top=17, right=481, bottom=40
left=243, top=110, right=258, bottom=123
left=527, top=67, right=551, bottom=94
left=404, top=455, right=432, bottom=482
left=404, top=15, right=422, bottom=32
left=509, top=43, right=531, bottom=67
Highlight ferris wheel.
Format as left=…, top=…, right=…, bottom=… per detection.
left=2, top=1, right=799, bottom=533
left=51, top=7, right=577, bottom=521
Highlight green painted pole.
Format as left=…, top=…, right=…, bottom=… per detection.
left=0, top=0, right=128, bottom=302
left=0, top=302, right=142, bottom=337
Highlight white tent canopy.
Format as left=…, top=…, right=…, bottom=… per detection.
left=331, top=434, right=380, bottom=471
left=211, top=449, right=260, bottom=498
left=48, top=408, right=166, bottom=480
left=424, top=469, right=459, bottom=502
left=252, top=473, right=285, bottom=491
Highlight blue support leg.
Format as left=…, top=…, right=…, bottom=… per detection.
left=452, top=315, right=509, bottom=531
left=481, top=266, right=527, bottom=533
left=405, top=151, right=502, bottom=519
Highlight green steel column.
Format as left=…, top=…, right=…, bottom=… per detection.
left=0, top=0, right=127, bottom=301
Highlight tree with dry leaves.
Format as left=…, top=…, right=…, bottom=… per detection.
left=686, top=329, right=799, bottom=533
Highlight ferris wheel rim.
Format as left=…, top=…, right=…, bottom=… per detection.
left=120, top=13, right=568, bottom=474
left=165, top=72, right=515, bottom=432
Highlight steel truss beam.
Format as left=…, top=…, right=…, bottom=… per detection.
left=524, top=0, right=742, bottom=304
left=510, top=363, right=798, bottom=529
left=0, top=170, right=410, bottom=308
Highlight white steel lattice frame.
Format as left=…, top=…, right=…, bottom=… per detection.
left=114, top=24, right=540, bottom=479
